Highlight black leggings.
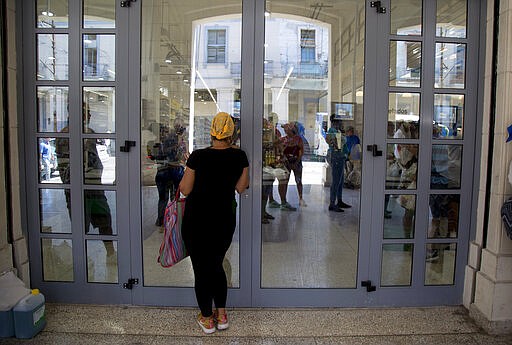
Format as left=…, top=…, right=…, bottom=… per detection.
left=189, top=250, right=228, bottom=317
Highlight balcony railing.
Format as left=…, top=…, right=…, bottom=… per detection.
left=230, top=61, right=328, bottom=79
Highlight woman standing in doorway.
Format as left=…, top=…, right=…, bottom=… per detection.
left=179, top=112, right=249, bottom=334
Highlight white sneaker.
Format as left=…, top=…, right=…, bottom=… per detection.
left=299, top=199, right=307, bottom=207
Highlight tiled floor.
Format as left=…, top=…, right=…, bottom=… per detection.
left=1, top=304, right=511, bottom=344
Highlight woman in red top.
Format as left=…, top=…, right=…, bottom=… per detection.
left=277, top=122, right=306, bottom=209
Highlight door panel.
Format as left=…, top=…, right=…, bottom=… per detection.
left=25, top=0, right=132, bottom=303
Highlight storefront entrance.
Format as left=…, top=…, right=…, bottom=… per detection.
left=23, top=0, right=481, bottom=307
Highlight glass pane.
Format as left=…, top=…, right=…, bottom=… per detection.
left=37, top=87, right=69, bottom=133
left=385, top=143, right=418, bottom=190
left=436, top=0, right=467, bottom=38
left=86, top=240, right=118, bottom=283
left=384, top=194, right=415, bottom=239
left=40, top=189, right=71, bottom=233
left=425, top=243, right=456, bottom=285
left=390, top=0, right=422, bottom=36
left=434, top=94, right=464, bottom=139
left=83, top=87, right=116, bottom=134
left=388, top=92, right=420, bottom=139
left=428, top=194, right=460, bottom=238
left=37, top=34, right=69, bottom=81
left=38, top=138, right=58, bottom=183
left=83, top=138, right=116, bottom=185
left=37, top=0, right=68, bottom=28
left=261, top=1, right=363, bottom=289
left=381, top=244, right=413, bottom=286
left=84, top=0, right=116, bottom=28
left=83, top=34, right=115, bottom=81
left=435, top=43, right=466, bottom=89
left=41, top=238, right=73, bottom=281
left=141, top=0, right=242, bottom=288
left=389, top=41, right=421, bottom=87
left=84, top=190, right=116, bottom=235
left=49, top=137, right=70, bottom=184
left=430, top=144, right=462, bottom=189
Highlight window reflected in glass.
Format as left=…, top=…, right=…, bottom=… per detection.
left=435, top=43, right=466, bottom=89
left=86, top=240, right=118, bottom=283
left=390, top=0, right=422, bottom=35
left=37, top=87, right=69, bottom=133
left=83, top=87, right=116, bottom=134
left=84, top=0, right=116, bottom=28
left=83, top=138, right=116, bottom=185
left=37, top=0, right=68, bottom=28
left=428, top=194, right=460, bottom=238
left=42, top=238, right=74, bottom=281
left=83, top=34, right=116, bottom=81
left=388, top=92, right=420, bottom=139
left=389, top=41, right=421, bottom=87
left=37, top=34, right=69, bottom=81
left=84, top=190, right=116, bottom=235
left=430, top=144, right=462, bottom=189
left=40, top=189, right=71, bottom=233
left=436, top=0, right=467, bottom=38
left=381, top=244, right=413, bottom=286
left=433, top=94, right=464, bottom=139
left=425, top=243, right=456, bottom=285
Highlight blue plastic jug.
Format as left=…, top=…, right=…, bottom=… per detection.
left=12, top=289, right=46, bottom=339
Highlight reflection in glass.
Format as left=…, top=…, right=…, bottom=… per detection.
left=261, top=1, right=363, bottom=289
left=83, top=34, right=115, bottom=81
left=436, top=0, right=467, bottom=38
left=83, top=138, right=116, bottom=185
left=37, top=87, right=69, bottom=133
left=433, top=94, right=464, bottom=139
left=37, top=34, right=69, bottom=80
left=430, top=144, right=462, bottom=189
left=385, top=143, right=418, bottom=190
left=141, top=0, right=242, bottom=288
left=428, top=194, right=460, bottom=238
left=425, top=243, right=456, bottom=285
left=84, top=190, right=116, bottom=235
left=83, top=87, right=116, bottom=134
left=37, top=0, right=68, bottom=28
left=86, top=240, right=118, bottom=283
left=42, top=238, right=73, bottom=281
left=390, top=0, right=422, bottom=35
left=381, top=244, right=413, bottom=286
left=38, top=137, right=59, bottom=183
left=388, top=92, right=420, bottom=139
left=383, top=193, right=415, bottom=239
left=54, top=137, right=70, bottom=184
left=84, top=0, right=116, bottom=28
left=40, top=189, right=71, bottom=233
left=389, top=41, right=421, bottom=87
left=435, top=43, right=466, bottom=89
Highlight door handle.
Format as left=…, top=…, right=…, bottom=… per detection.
left=120, top=140, right=136, bottom=152
left=366, top=144, right=382, bottom=157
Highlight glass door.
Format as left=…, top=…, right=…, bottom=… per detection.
left=24, top=0, right=132, bottom=303
left=368, top=0, right=478, bottom=305
left=136, top=0, right=249, bottom=306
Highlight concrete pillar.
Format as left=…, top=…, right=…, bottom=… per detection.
left=467, top=0, right=512, bottom=334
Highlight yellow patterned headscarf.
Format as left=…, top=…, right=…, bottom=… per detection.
left=210, top=112, right=235, bottom=140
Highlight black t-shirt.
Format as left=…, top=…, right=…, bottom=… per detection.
left=185, top=147, right=249, bottom=210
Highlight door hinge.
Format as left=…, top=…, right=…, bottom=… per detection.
left=120, top=0, right=136, bottom=7
left=123, top=278, right=139, bottom=289
left=370, top=1, right=386, bottom=13
left=361, top=280, right=376, bottom=292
